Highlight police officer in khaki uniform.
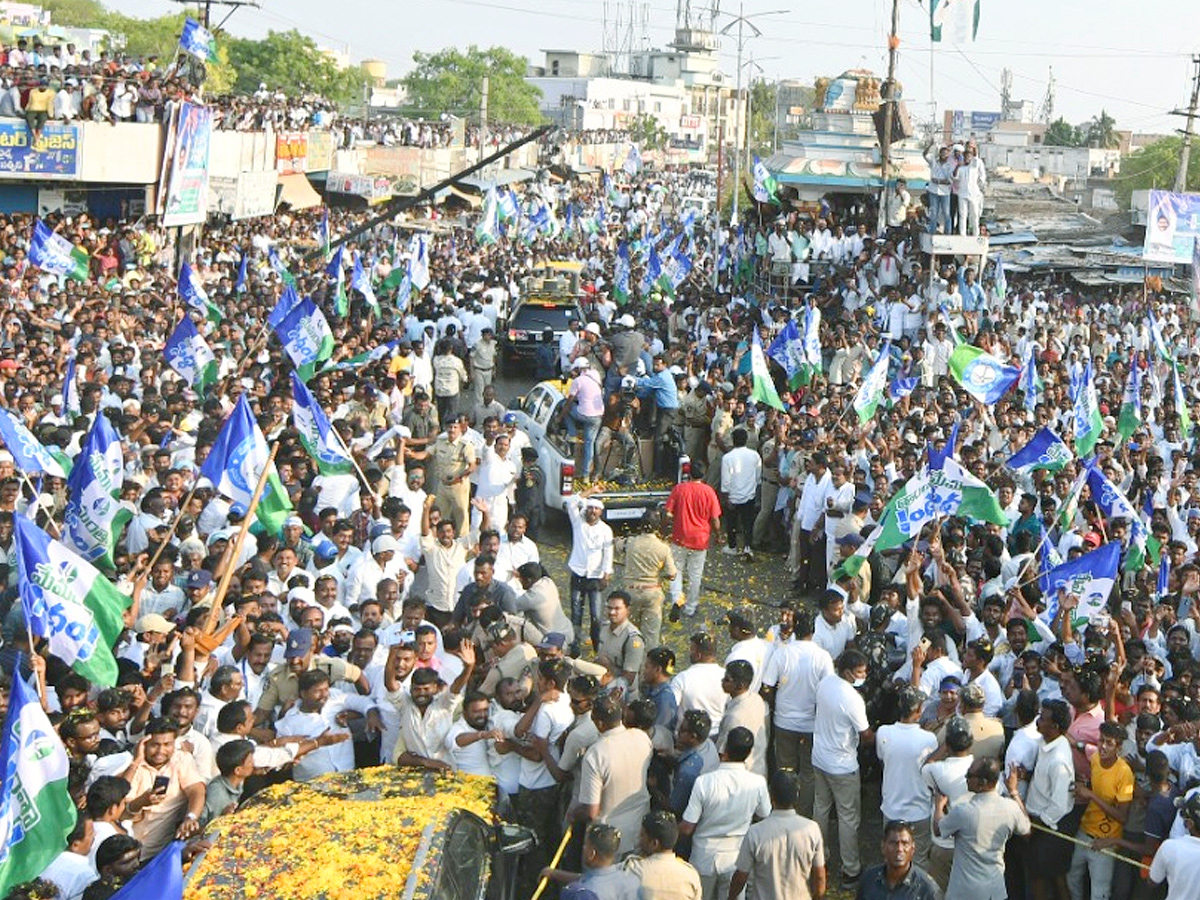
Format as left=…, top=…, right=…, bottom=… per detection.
left=478, top=623, right=537, bottom=697
left=619, top=511, right=676, bottom=650
left=752, top=417, right=785, bottom=551
left=596, top=591, right=645, bottom=696
left=623, top=811, right=703, bottom=900
left=253, top=627, right=369, bottom=727
left=423, top=417, right=477, bottom=535
left=704, top=389, right=735, bottom=490
left=679, top=383, right=711, bottom=478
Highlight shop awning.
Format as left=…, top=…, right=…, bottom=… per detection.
left=277, top=173, right=322, bottom=210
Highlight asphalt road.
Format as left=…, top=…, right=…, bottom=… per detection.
left=487, top=364, right=883, bottom=897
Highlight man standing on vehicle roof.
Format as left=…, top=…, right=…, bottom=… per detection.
left=565, top=357, right=605, bottom=481
left=611, top=313, right=646, bottom=371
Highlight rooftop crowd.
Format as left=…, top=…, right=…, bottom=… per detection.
left=0, top=125, right=1196, bottom=900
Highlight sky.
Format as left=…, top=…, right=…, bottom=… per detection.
left=107, top=0, right=1200, bottom=134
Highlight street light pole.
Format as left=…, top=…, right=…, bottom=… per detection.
left=878, top=0, right=900, bottom=233
left=720, top=4, right=787, bottom=226
left=732, top=7, right=745, bottom=225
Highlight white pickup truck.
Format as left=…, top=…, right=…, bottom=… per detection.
left=508, top=380, right=691, bottom=524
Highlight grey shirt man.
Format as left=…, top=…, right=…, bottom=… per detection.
left=939, top=790, right=1030, bottom=900
left=733, top=808, right=823, bottom=900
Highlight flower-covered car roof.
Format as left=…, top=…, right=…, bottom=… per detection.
left=184, top=767, right=498, bottom=900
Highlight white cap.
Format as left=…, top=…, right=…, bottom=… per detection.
left=585, top=498, right=605, bottom=510
left=288, top=586, right=315, bottom=605
left=571, top=358, right=590, bottom=370
left=617, top=313, right=636, bottom=328
left=584, top=322, right=602, bottom=336
left=372, top=535, right=400, bottom=555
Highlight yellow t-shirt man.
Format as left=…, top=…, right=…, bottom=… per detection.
left=1080, top=753, right=1135, bottom=839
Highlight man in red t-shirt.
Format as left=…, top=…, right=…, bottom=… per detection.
left=664, top=478, right=722, bottom=617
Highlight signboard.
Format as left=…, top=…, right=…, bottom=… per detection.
left=679, top=115, right=701, bottom=130
left=210, top=171, right=278, bottom=219
left=0, top=123, right=81, bottom=179
left=233, top=170, right=278, bottom=219
left=275, top=131, right=308, bottom=174
left=362, top=146, right=421, bottom=178
left=305, top=129, right=334, bottom=172
left=326, top=171, right=393, bottom=200
left=37, top=188, right=87, bottom=216
left=946, top=110, right=1001, bottom=142
left=160, top=101, right=213, bottom=227
left=1143, top=190, right=1200, bottom=264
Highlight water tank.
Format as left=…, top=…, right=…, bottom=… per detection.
left=363, top=59, right=387, bottom=86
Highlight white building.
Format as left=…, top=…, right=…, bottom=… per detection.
left=980, top=123, right=1120, bottom=181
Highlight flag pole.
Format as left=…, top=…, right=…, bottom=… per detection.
left=201, top=443, right=281, bottom=638
left=23, top=630, right=44, bottom=700
left=19, top=472, right=59, bottom=538
left=136, top=481, right=202, bottom=581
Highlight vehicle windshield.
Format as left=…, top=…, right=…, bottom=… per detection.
left=511, top=304, right=579, bottom=333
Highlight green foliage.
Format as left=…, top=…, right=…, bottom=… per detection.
left=1044, top=117, right=1082, bottom=148
left=1114, top=137, right=1200, bottom=208
left=401, top=45, right=542, bottom=125
left=628, top=112, right=669, bottom=151
left=747, top=79, right=780, bottom=154
left=38, top=0, right=107, bottom=27
left=1084, top=109, right=1118, bottom=149
left=225, top=30, right=368, bottom=103
left=39, top=4, right=365, bottom=103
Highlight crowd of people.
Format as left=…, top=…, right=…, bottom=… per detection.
left=0, top=116, right=1197, bottom=900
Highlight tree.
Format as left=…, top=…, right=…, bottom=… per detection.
left=628, top=113, right=669, bottom=151
left=401, top=46, right=542, bottom=125
left=225, top=30, right=369, bottom=104
left=1044, top=118, right=1082, bottom=147
left=1084, top=109, right=1118, bottom=149
left=747, top=79, right=778, bottom=154
left=1114, top=137, right=1200, bottom=208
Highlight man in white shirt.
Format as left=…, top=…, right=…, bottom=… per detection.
left=680, top=727, right=771, bottom=900
left=1149, top=793, right=1200, bottom=900
left=671, top=632, right=728, bottom=737
left=274, top=669, right=379, bottom=782
left=760, top=611, right=834, bottom=817
left=876, top=686, right=939, bottom=867
left=1023, top=699, right=1077, bottom=899
left=566, top=492, right=614, bottom=655
left=444, top=690, right=503, bottom=777
left=384, top=643, right=476, bottom=769
left=811, top=649, right=873, bottom=886
left=514, top=659, right=576, bottom=897
left=720, top=427, right=762, bottom=558
left=953, top=147, right=987, bottom=236
left=40, top=817, right=95, bottom=900
left=792, top=452, right=832, bottom=595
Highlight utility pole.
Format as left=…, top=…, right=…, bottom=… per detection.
left=1172, top=55, right=1200, bottom=193
left=720, top=3, right=787, bottom=226
left=479, top=74, right=490, bottom=165
left=878, top=0, right=900, bottom=233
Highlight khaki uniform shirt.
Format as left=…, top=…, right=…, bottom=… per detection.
left=579, top=724, right=653, bottom=856
left=733, top=809, right=824, bottom=900
left=479, top=642, right=537, bottom=696
left=428, top=435, right=476, bottom=491
left=598, top=619, right=645, bottom=680
left=257, top=656, right=363, bottom=715
left=623, top=852, right=703, bottom=900
left=623, top=533, right=677, bottom=586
